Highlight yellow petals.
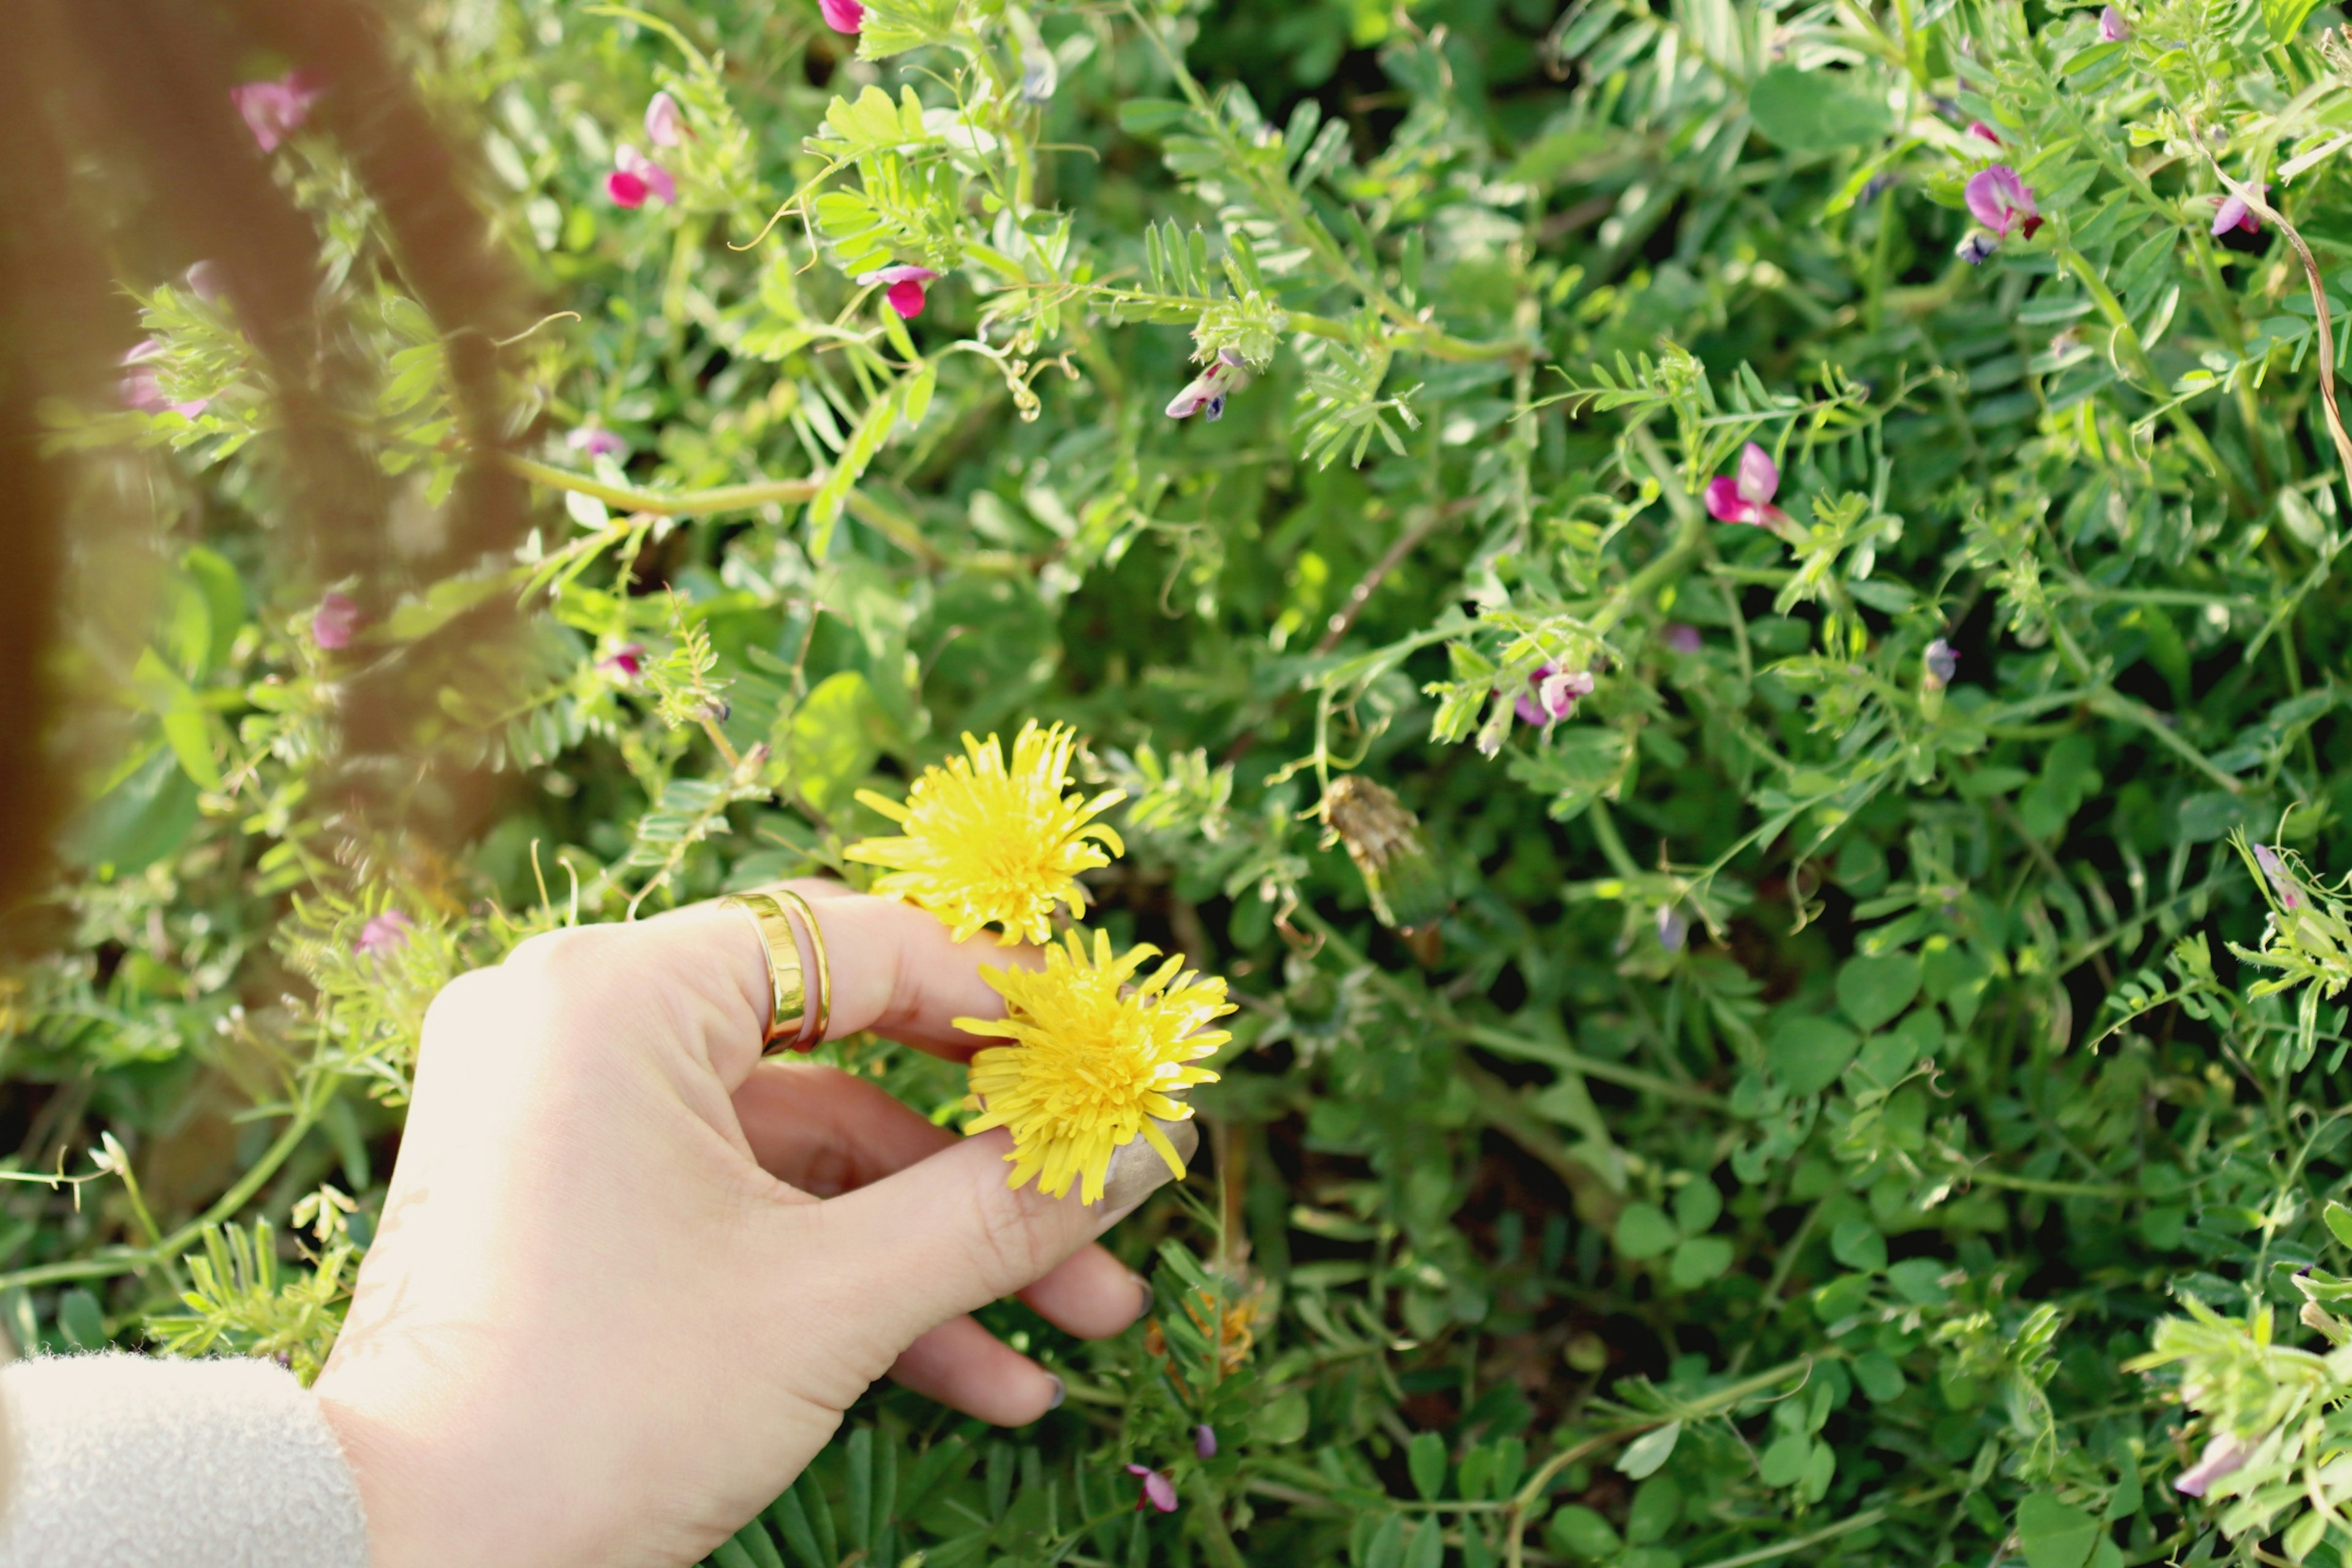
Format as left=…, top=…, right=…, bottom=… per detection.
left=845, top=720, right=1124, bottom=945
left=959, top=927, right=1231, bottom=1204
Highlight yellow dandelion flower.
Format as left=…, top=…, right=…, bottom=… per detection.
left=959, top=927, right=1232, bottom=1204
left=845, top=721, right=1125, bottom=945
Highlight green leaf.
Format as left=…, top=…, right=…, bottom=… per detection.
left=2016, top=1493, right=2100, bottom=1568
left=1616, top=1422, right=1679, bottom=1479
left=2266, top=0, right=2324, bottom=42
left=1747, top=64, right=1893, bottom=154
left=1830, top=1218, right=1888, bottom=1273
left=1615, top=1202, right=1678, bottom=1260
left=2324, top=1200, right=2352, bottom=1251
left=1404, top=1518, right=1445, bottom=1568
left=1853, top=1351, right=1906, bottom=1403
left=1766, top=1016, right=1860, bottom=1095
left=1758, top=1430, right=1811, bottom=1488
left=1673, top=1177, right=1723, bottom=1235
left=1545, top=1504, right=1622, bottom=1562
left=786, top=671, right=885, bottom=812
left=56, top=1288, right=107, bottom=1351
left=1668, top=1235, right=1735, bottom=1289
left=1836, top=952, right=1922, bottom=1033
left=1408, top=1431, right=1447, bottom=1500
left=1624, top=1475, right=1681, bottom=1544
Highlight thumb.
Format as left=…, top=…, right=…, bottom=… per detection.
left=812, top=1119, right=1198, bottom=1348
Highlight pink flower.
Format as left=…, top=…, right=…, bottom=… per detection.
left=1705, top=441, right=1787, bottom=527
left=2254, top=844, right=2302, bottom=911
left=607, top=145, right=676, bottom=209
left=2174, top=1432, right=2253, bottom=1498
left=644, top=91, right=684, bottom=148
left=2099, top=6, right=2130, bottom=42
left=185, top=261, right=227, bottom=304
left=353, top=911, right=413, bottom=956
left=567, top=426, right=628, bottom=461
left=1194, top=1425, right=1217, bottom=1459
left=312, top=592, right=360, bottom=650
left=821, top=0, right=865, bottom=32
left=1966, top=121, right=2002, bottom=145
left=1964, top=165, right=2041, bottom=240
left=1660, top=624, right=1703, bottom=654
left=598, top=643, right=646, bottom=680
left=2212, top=184, right=2268, bottom=237
left=118, top=341, right=209, bottom=418
left=1126, top=1464, right=1177, bottom=1513
left=1167, top=349, right=1248, bottom=421
left=1513, top=665, right=1596, bottom=726
left=231, top=72, right=322, bottom=154
left=857, top=264, right=941, bottom=320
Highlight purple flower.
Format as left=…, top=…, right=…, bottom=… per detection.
left=312, top=592, right=360, bottom=650
left=1126, top=1464, right=1178, bottom=1513
left=644, top=91, right=684, bottom=148
left=2254, top=843, right=2302, bottom=911
left=1661, top=623, right=1703, bottom=654
left=1513, top=663, right=1596, bottom=726
left=2212, top=183, right=2268, bottom=238
left=2100, top=6, right=2130, bottom=42
left=857, top=264, right=941, bottom=320
left=1956, top=233, right=2000, bottom=266
left=354, top=911, right=413, bottom=956
left=118, top=341, right=208, bottom=418
left=608, top=144, right=677, bottom=209
left=1166, top=349, right=1249, bottom=420
left=1966, top=120, right=2002, bottom=146
left=1194, top=1424, right=1217, bottom=1459
left=1964, top=165, right=2041, bottom=240
left=231, top=72, right=322, bottom=154
left=821, top=0, right=865, bottom=32
left=2174, top=1431, right=2253, bottom=1498
left=598, top=643, right=646, bottom=680
left=1705, top=441, right=1787, bottom=527
left=185, top=261, right=227, bottom=304
left=567, top=425, right=628, bottom=461
left=1924, top=638, right=1959, bottom=688
left=1657, top=905, right=1689, bottom=952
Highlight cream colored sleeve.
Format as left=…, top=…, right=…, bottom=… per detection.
left=0, top=1352, right=369, bottom=1568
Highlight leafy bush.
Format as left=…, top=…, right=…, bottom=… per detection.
left=26, top=0, right=2352, bottom=1562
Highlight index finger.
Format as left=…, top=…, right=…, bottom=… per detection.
left=763, top=879, right=1041, bottom=1058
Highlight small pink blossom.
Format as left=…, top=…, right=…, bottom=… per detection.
left=2174, top=1432, right=2253, bottom=1498
left=2099, top=6, right=2130, bottom=42
left=185, top=261, right=227, bottom=304
left=857, top=264, right=941, bottom=320
left=607, top=145, right=676, bottom=209
left=2254, top=844, right=2302, bottom=911
left=1964, top=165, right=2041, bottom=241
left=1705, top=441, right=1787, bottom=527
left=598, top=643, right=646, bottom=680
left=1194, top=1425, right=1218, bottom=1459
left=1512, top=665, right=1595, bottom=726
left=1966, top=121, right=2002, bottom=146
left=231, top=72, right=322, bottom=154
left=1126, top=1464, right=1177, bottom=1513
left=1166, top=349, right=1248, bottom=421
left=2212, top=183, right=2268, bottom=238
left=312, top=592, right=361, bottom=650
left=567, top=426, right=628, bottom=461
left=644, top=91, right=685, bottom=148
left=119, top=341, right=210, bottom=418
left=354, top=911, right=413, bottom=956
left=1661, top=623, right=1703, bottom=654
left=821, top=0, right=866, bottom=34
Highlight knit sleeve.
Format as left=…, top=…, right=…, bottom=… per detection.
left=0, top=1352, right=369, bottom=1568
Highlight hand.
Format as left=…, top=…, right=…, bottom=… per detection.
left=312, top=886, right=1183, bottom=1568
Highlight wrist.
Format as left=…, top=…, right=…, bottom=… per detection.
left=314, top=1381, right=445, bottom=1568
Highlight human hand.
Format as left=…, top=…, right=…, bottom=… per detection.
left=312, top=886, right=1185, bottom=1568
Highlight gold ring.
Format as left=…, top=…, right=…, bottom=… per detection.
left=721, top=891, right=829, bottom=1052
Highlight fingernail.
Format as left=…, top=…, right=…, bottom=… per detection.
left=1098, top=1116, right=1198, bottom=1212
left=1129, top=1270, right=1155, bottom=1325
left=1044, top=1374, right=1066, bottom=1411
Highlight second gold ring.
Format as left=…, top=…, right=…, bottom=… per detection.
left=722, top=889, right=832, bottom=1053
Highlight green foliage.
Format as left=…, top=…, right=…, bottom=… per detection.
left=31, top=0, right=2352, bottom=1563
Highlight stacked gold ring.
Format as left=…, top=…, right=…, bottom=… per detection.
left=720, top=889, right=832, bottom=1054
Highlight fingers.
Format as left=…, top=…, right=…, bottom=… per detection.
left=887, top=1315, right=1061, bottom=1427
left=736, top=1061, right=1152, bottom=1337
left=771, top=880, right=1041, bottom=1058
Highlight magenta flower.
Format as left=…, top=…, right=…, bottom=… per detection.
left=2174, top=1432, right=2253, bottom=1498
left=2100, top=6, right=2130, bottom=42
left=567, top=425, right=628, bottom=461
left=607, top=144, right=677, bottom=209
left=856, top=264, right=941, bottom=320
left=1194, top=1425, right=1217, bottom=1460
left=1705, top=441, right=1787, bottom=527
left=821, top=0, right=866, bottom=34
left=1966, top=120, right=2002, bottom=146
left=1923, top=638, right=1959, bottom=688
left=598, top=643, right=646, bottom=680
left=231, top=72, right=322, bottom=154
left=312, top=592, right=360, bottom=650
left=1661, top=623, right=1703, bottom=654
left=119, top=341, right=208, bottom=418
left=2212, top=184, right=2268, bottom=238
left=1126, top=1465, right=1178, bottom=1513
left=354, top=911, right=413, bottom=956
left=1513, top=665, right=1596, bottom=726
left=644, top=91, right=684, bottom=148
left=1964, top=165, right=2041, bottom=240
left=1167, top=349, right=1248, bottom=421
left=2254, top=844, right=2302, bottom=911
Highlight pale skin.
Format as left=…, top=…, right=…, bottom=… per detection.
left=312, top=883, right=1171, bottom=1568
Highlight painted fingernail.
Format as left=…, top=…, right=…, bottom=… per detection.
left=1098, top=1116, right=1199, bottom=1212
left=1129, top=1270, right=1155, bottom=1325
left=1044, top=1374, right=1066, bottom=1412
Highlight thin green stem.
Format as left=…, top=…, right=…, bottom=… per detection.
left=499, top=454, right=941, bottom=567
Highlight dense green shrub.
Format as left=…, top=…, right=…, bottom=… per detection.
left=28, top=0, right=2352, bottom=1562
